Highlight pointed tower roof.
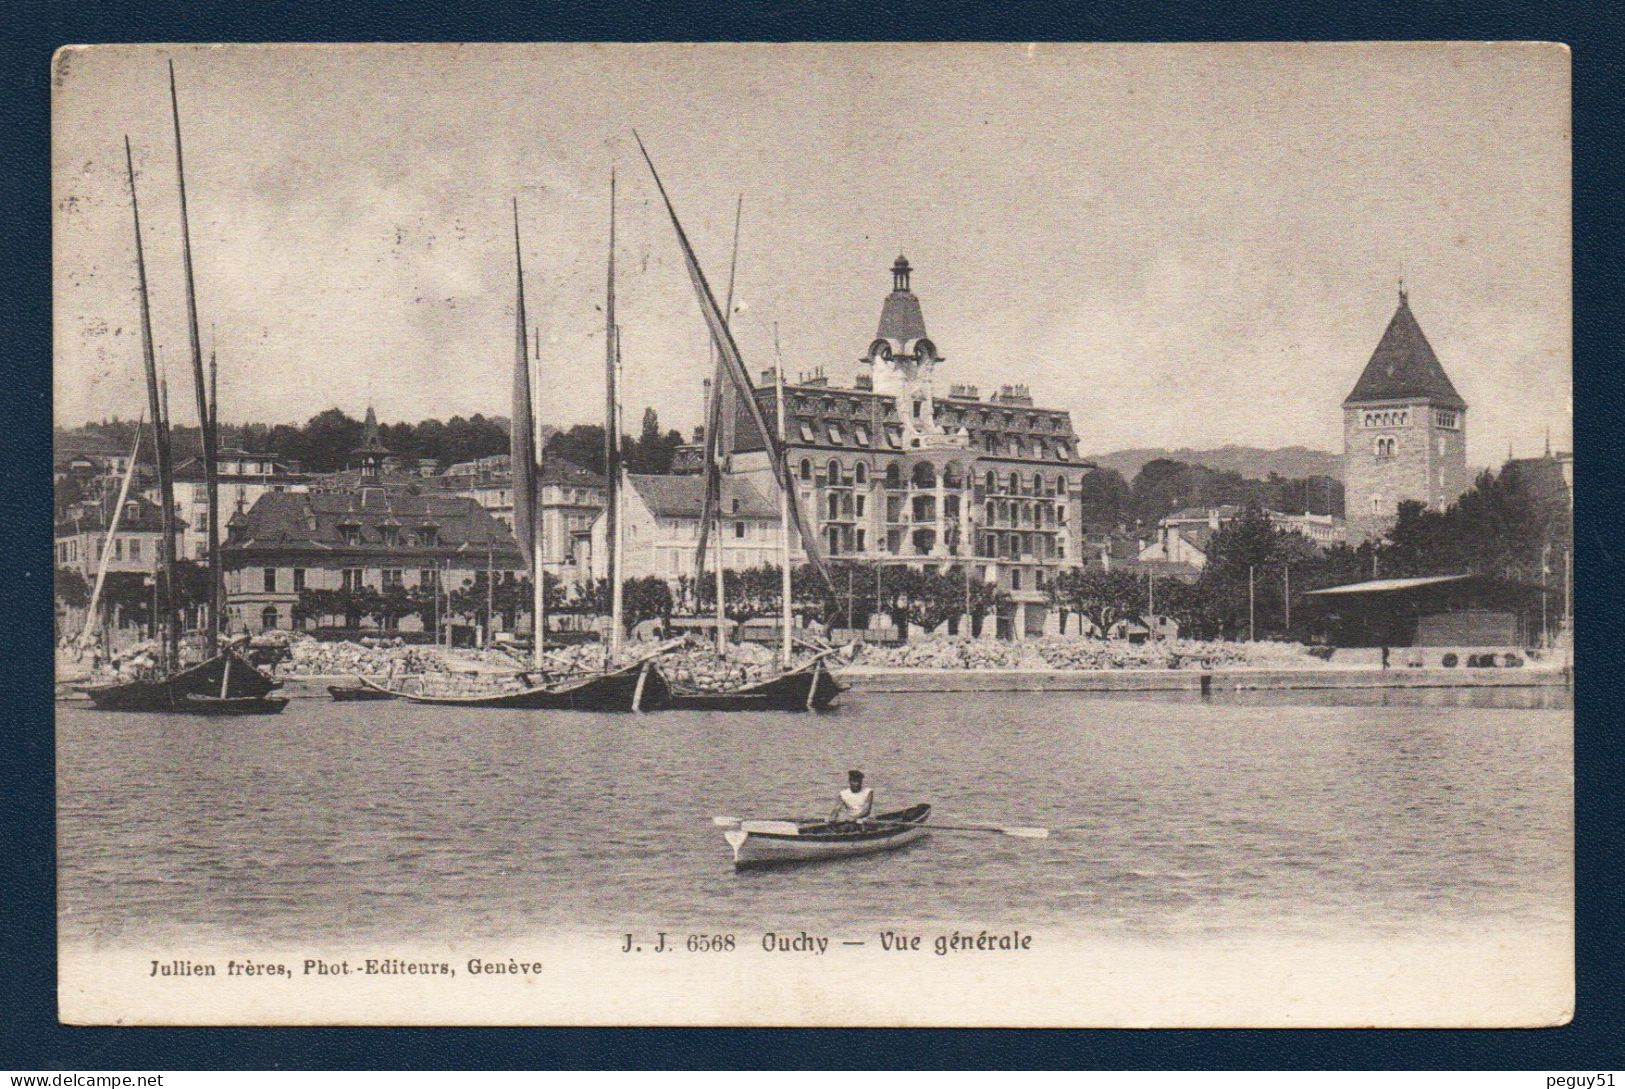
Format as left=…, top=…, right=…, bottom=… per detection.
left=1344, top=286, right=1467, bottom=409
left=876, top=254, right=929, bottom=343
left=350, top=405, right=392, bottom=457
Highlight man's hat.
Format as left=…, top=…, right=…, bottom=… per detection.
left=847, top=769, right=863, bottom=778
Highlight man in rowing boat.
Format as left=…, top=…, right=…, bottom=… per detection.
left=828, top=769, right=874, bottom=828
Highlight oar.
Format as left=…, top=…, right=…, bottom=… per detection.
left=714, top=815, right=1049, bottom=839
left=871, top=819, right=1049, bottom=839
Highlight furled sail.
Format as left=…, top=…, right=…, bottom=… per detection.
left=509, top=199, right=539, bottom=571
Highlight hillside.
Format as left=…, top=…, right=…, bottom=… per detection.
left=1085, top=445, right=1342, bottom=482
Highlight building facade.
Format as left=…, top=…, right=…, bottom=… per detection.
left=591, top=473, right=781, bottom=583
left=1342, top=286, right=1469, bottom=542
left=1137, top=505, right=1347, bottom=569
left=435, top=452, right=607, bottom=584
left=221, top=488, right=523, bottom=632
left=54, top=494, right=174, bottom=580
left=167, top=447, right=310, bottom=561
left=723, top=256, right=1096, bottom=637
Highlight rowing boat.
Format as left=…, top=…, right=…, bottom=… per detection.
left=723, top=803, right=930, bottom=868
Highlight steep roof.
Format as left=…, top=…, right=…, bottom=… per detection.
left=55, top=495, right=177, bottom=536
left=1344, top=292, right=1467, bottom=409
left=876, top=289, right=928, bottom=343
left=223, top=489, right=521, bottom=560
left=626, top=474, right=777, bottom=520
left=876, top=254, right=929, bottom=342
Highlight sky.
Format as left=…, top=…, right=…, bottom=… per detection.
left=53, top=43, right=1571, bottom=468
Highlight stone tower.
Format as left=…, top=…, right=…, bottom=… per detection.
left=1342, top=285, right=1469, bottom=542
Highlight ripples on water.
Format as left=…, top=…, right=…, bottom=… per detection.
left=57, top=688, right=1571, bottom=949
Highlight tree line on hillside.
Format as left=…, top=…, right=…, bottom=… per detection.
left=1075, top=457, right=1345, bottom=531
left=56, top=407, right=689, bottom=477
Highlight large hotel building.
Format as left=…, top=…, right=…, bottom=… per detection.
left=723, top=256, right=1096, bottom=638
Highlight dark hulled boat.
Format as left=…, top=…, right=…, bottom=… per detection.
left=83, top=648, right=283, bottom=712
left=361, top=657, right=670, bottom=712
left=83, top=72, right=284, bottom=716
left=664, top=654, right=845, bottom=712
left=328, top=683, right=397, bottom=702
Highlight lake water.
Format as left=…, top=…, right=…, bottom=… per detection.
left=57, top=687, right=1571, bottom=952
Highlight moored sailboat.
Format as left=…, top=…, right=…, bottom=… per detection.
left=81, top=99, right=283, bottom=714
left=635, top=141, right=847, bottom=711
left=358, top=187, right=670, bottom=711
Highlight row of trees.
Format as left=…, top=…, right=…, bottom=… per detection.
left=54, top=561, right=212, bottom=636
left=541, top=409, right=687, bottom=476
left=1056, top=463, right=1571, bottom=641
left=674, top=561, right=1009, bottom=636
left=1076, top=457, right=1345, bottom=531
left=57, top=405, right=690, bottom=477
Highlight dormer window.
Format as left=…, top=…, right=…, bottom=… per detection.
left=379, top=526, right=400, bottom=547
left=417, top=527, right=439, bottom=547
left=799, top=420, right=817, bottom=444
left=341, top=526, right=362, bottom=545
left=853, top=424, right=870, bottom=446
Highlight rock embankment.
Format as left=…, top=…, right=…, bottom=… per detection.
left=850, top=636, right=1324, bottom=671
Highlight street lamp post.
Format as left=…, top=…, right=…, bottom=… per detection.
left=1248, top=564, right=1256, bottom=642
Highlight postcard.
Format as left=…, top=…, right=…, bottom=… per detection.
left=53, top=42, right=1572, bottom=1026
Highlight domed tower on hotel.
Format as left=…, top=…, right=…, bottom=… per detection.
left=863, top=255, right=954, bottom=450
left=1342, top=284, right=1469, bottom=542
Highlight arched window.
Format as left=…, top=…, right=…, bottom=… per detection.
left=827, top=458, right=842, bottom=483
left=1056, top=475, right=1068, bottom=495
left=1032, top=472, right=1043, bottom=494
left=985, top=471, right=997, bottom=492
left=854, top=461, right=868, bottom=484
left=1008, top=471, right=1020, bottom=493
left=260, top=606, right=278, bottom=631
left=911, top=462, right=936, bottom=489
left=886, top=463, right=902, bottom=488
left=799, top=458, right=811, bottom=481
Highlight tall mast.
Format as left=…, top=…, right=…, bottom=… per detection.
left=124, top=136, right=179, bottom=670
left=510, top=199, right=545, bottom=670
left=79, top=414, right=144, bottom=648
left=169, top=61, right=221, bottom=656
left=604, top=171, right=622, bottom=658
left=698, top=195, right=742, bottom=655
left=774, top=344, right=792, bottom=669
left=532, top=317, right=547, bottom=663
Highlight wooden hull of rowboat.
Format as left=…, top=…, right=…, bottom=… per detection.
left=665, top=661, right=846, bottom=712
left=361, top=661, right=669, bottom=711
left=725, top=804, right=931, bottom=868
